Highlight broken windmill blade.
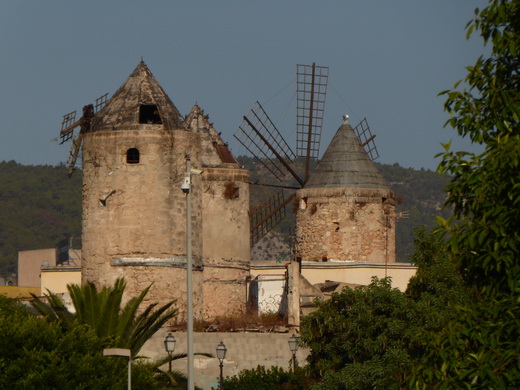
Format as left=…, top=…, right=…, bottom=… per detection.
left=353, top=117, right=379, bottom=161
left=58, top=93, right=109, bottom=175
left=234, top=63, right=329, bottom=245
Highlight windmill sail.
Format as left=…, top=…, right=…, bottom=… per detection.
left=66, top=135, right=83, bottom=176
left=296, top=63, right=329, bottom=181
left=234, top=101, right=303, bottom=185
left=60, top=111, right=77, bottom=144
left=58, top=93, right=109, bottom=176
left=250, top=190, right=296, bottom=246
left=354, top=118, right=379, bottom=161
left=235, top=64, right=329, bottom=247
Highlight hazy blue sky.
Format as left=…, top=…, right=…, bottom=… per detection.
left=0, top=1, right=488, bottom=170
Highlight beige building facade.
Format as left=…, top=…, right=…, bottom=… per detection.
left=296, top=117, right=396, bottom=264
left=18, top=248, right=57, bottom=287
left=80, top=62, right=250, bottom=322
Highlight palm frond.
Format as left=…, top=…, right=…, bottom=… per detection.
left=30, top=290, right=75, bottom=327
left=127, top=301, right=177, bottom=355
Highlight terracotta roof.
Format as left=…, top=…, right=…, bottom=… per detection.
left=93, top=61, right=183, bottom=131
left=304, top=120, right=388, bottom=189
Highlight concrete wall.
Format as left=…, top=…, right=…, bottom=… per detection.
left=141, top=330, right=308, bottom=390
left=40, top=267, right=81, bottom=294
left=17, top=248, right=56, bottom=287
left=250, top=275, right=286, bottom=314
left=0, top=286, right=40, bottom=298
left=251, top=261, right=416, bottom=292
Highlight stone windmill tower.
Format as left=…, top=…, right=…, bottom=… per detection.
left=295, top=115, right=396, bottom=263
left=59, top=61, right=250, bottom=321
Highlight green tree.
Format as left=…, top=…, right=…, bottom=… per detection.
left=406, top=226, right=469, bottom=309
left=31, top=277, right=177, bottom=356
left=410, top=0, right=520, bottom=387
left=219, top=365, right=312, bottom=390
left=0, top=295, right=163, bottom=389
left=300, top=278, right=426, bottom=390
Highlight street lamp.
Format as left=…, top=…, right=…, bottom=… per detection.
left=216, top=341, right=227, bottom=388
left=103, top=348, right=132, bottom=390
left=163, top=333, right=176, bottom=373
left=288, top=334, right=299, bottom=373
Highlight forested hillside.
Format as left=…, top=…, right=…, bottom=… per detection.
left=0, top=158, right=449, bottom=280
left=0, top=161, right=81, bottom=279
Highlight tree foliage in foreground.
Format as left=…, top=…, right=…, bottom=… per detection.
left=219, top=365, right=312, bottom=390
left=31, top=277, right=177, bottom=357
left=0, top=295, right=165, bottom=389
left=409, top=0, right=520, bottom=387
left=300, top=266, right=465, bottom=390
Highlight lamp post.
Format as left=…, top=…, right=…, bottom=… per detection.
left=216, top=341, right=227, bottom=388
left=288, top=334, right=298, bottom=373
left=103, top=348, right=132, bottom=390
left=163, top=333, right=176, bottom=373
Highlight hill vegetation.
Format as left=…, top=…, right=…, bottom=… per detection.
left=0, top=161, right=81, bottom=279
left=0, top=157, right=449, bottom=280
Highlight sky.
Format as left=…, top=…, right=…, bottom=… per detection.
left=0, top=1, right=489, bottom=171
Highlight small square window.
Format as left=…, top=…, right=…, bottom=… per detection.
left=127, top=148, right=140, bottom=164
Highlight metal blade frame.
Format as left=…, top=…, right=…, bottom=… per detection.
left=95, top=93, right=109, bottom=113
left=60, top=111, right=77, bottom=144
left=296, top=64, right=329, bottom=162
left=250, top=190, right=295, bottom=246
left=354, top=118, right=379, bottom=161
left=66, top=134, right=83, bottom=176
left=234, top=102, right=301, bottom=184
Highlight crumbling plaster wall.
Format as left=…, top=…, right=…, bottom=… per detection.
left=296, top=188, right=396, bottom=263
left=201, top=167, right=250, bottom=320
left=82, top=128, right=204, bottom=321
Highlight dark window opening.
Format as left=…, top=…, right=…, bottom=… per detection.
left=127, top=148, right=140, bottom=164
left=139, top=104, right=162, bottom=124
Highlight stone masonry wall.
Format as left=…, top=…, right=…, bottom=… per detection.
left=201, top=167, right=250, bottom=320
left=296, top=189, right=396, bottom=263
left=82, top=128, right=205, bottom=319
left=142, top=330, right=309, bottom=390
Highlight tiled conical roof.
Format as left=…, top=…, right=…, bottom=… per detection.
left=304, top=118, right=388, bottom=189
left=93, top=61, right=183, bottom=131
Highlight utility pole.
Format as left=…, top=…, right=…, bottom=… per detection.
left=182, top=154, right=195, bottom=390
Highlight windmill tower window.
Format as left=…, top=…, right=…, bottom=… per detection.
left=127, top=148, right=140, bottom=164
left=139, top=104, right=162, bottom=124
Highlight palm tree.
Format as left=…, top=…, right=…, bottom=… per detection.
left=31, top=277, right=177, bottom=356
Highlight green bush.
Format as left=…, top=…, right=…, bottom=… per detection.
left=219, top=365, right=313, bottom=390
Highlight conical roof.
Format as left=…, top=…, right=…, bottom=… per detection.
left=93, top=61, right=183, bottom=131
left=184, top=104, right=238, bottom=166
left=304, top=119, right=388, bottom=189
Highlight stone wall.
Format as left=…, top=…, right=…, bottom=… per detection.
left=141, top=330, right=309, bottom=390
left=296, top=187, right=396, bottom=263
left=82, top=126, right=251, bottom=322
left=201, top=167, right=250, bottom=320
left=82, top=128, right=205, bottom=320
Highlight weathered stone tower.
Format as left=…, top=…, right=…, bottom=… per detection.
left=81, top=62, right=249, bottom=321
left=295, top=116, right=396, bottom=263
